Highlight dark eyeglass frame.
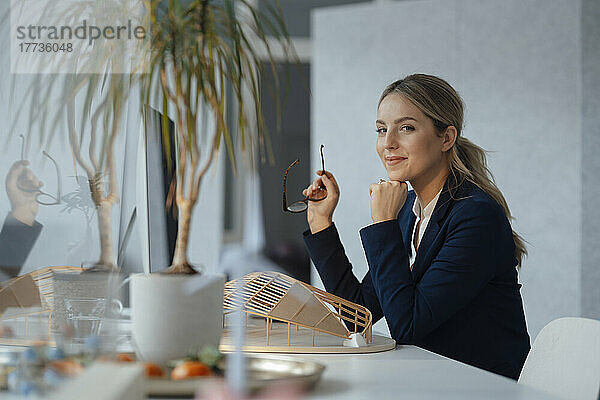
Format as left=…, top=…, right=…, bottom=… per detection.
left=16, top=134, right=62, bottom=206
left=283, top=144, right=326, bottom=213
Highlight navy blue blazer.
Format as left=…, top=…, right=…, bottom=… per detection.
left=303, top=177, right=530, bottom=380
left=0, top=213, right=42, bottom=279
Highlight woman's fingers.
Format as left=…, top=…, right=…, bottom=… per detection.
left=23, top=169, right=43, bottom=189
left=317, top=170, right=339, bottom=187
left=307, top=177, right=324, bottom=195
left=369, top=183, right=378, bottom=195
left=368, top=179, right=409, bottom=223
left=319, top=174, right=329, bottom=189
left=6, top=161, right=28, bottom=187
left=304, top=183, right=323, bottom=198
left=302, top=170, right=340, bottom=202
left=317, top=170, right=340, bottom=194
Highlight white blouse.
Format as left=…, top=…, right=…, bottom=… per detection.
left=409, top=188, right=443, bottom=270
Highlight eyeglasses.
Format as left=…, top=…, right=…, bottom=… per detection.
left=17, top=134, right=62, bottom=206
left=283, top=144, right=326, bottom=213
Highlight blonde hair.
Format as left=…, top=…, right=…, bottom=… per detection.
left=379, top=74, right=527, bottom=268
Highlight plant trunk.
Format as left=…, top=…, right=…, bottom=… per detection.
left=163, top=201, right=198, bottom=274
left=92, top=199, right=118, bottom=272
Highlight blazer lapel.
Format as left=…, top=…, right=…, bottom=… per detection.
left=410, top=182, right=455, bottom=281
left=398, top=191, right=417, bottom=257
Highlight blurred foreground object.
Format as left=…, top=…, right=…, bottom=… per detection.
left=0, top=274, right=41, bottom=314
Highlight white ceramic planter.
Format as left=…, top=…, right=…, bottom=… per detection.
left=130, top=273, right=225, bottom=363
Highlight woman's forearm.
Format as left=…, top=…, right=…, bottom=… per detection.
left=303, top=223, right=384, bottom=324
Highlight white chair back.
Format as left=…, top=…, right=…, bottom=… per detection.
left=519, top=317, right=600, bottom=400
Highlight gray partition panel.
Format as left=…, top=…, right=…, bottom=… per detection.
left=581, top=0, right=600, bottom=319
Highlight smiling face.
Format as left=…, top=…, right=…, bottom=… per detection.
left=376, top=93, right=451, bottom=184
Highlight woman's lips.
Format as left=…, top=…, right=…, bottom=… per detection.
left=385, top=157, right=407, bottom=166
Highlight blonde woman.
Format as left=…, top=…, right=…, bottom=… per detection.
left=302, top=74, right=530, bottom=380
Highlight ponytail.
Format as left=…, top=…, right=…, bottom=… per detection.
left=449, top=137, right=528, bottom=268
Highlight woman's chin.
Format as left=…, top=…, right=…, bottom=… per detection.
left=387, top=171, right=409, bottom=182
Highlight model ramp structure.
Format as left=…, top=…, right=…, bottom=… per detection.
left=223, top=271, right=372, bottom=346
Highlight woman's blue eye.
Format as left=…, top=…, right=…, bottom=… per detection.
left=400, top=125, right=415, bottom=132
left=376, top=128, right=387, bottom=135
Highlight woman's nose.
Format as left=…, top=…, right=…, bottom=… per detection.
left=384, top=131, right=399, bottom=149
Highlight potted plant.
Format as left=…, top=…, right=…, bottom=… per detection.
left=141, top=0, right=294, bottom=274
left=129, top=0, right=296, bottom=362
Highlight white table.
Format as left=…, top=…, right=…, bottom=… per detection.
left=1, top=344, right=558, bottom=399
left=0, top=319, right=558, bottom=399
left=278, top=345, right=558, bottom=400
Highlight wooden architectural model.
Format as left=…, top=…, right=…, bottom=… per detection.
left=0, top=266, right=83, bottom=345
left=223, top=271, right=372, bottom=346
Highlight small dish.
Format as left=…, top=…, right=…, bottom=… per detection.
left=145, top=354, right=325, bottom=397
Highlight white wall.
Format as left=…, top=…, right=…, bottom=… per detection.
left=311, top=0, right=589, bottom=338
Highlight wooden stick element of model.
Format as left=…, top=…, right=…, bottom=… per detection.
left=223, top=272, right=373, bottom=346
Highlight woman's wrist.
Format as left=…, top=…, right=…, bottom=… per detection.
left=11, top=207, right=36, bottom=226
left=309, top=217, right=333, bottom=234
left=371, top=216, right=397, bottom=224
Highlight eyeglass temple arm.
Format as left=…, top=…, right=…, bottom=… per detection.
left=282, top=164, right=290, bottom=212
left=36, top=151, right=62, bottom=205
left=20, top=134, right=25, bottom=161
left=282, top=178, right=288, bottom=212
left=282, top=159, right=301, bottom=212
left=320, top=144, right=325, bottom=172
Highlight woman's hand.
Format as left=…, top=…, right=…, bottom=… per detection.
left=5, top=160, right=43, bottom=226
left=303, top=170, right=340, bottom=234
left=369, top=180, right=408, bottom=224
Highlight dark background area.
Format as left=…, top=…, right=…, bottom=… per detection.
left=258, top=62, right=311, bottom=283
